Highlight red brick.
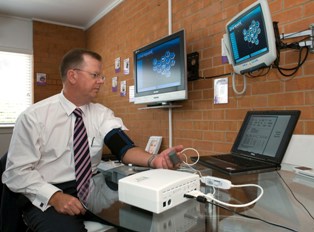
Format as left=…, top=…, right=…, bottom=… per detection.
left=33, top=0, right=314, bottom=156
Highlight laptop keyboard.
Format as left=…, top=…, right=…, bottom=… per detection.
left=213, top=154, right=265, bottom=167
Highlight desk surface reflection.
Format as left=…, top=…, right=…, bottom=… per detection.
left=85, top=165, right=314, bottom=232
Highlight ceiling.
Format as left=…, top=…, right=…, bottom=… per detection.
left=0, top=0, right=123, bottom=30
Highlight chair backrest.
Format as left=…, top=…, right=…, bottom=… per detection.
left=0, top=152, right=8, bottom=208
left=0, top=152, right=28, bottom=232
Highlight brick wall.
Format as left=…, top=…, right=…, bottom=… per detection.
left=33, top=21, right=85, bottom=102
left=35, top=0, right=314, bottom=157
left=85, top=0, right=314, bottom=156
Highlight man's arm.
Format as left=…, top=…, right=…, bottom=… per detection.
left=122, top=145, right=184, bottom=169
left=104, top=128, right=184, bottom=169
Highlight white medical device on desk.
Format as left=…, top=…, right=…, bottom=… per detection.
left=118, top=169, right=200, bottom=214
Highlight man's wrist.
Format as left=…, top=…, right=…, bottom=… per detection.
left=147, top=154, right=157, bottom=168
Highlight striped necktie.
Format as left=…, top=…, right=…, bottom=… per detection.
left=73, top=108, right=92, bottom=203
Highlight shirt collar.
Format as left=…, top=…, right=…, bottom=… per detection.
left=59, top=91, right=88, bottom=117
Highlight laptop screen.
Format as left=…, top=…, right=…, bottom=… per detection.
left=232, top=110, right=300, bottom=163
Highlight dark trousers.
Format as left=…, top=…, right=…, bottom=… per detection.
left=22, top=180, right=107, bottom=232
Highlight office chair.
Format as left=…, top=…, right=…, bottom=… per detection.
left=0, top=152, right=28, bottom=232
left=0, top=152, right=115, bottom=232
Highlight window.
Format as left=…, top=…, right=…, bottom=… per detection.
left=0, top=51, right=33, bottom=126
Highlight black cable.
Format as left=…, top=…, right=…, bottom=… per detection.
left=276, top=171, right=314, bottom=221
left=273, top=27, right=310, bottom=77
left=245, top=66, right=271, bottom=78
left=271, top=23, right=311, bottom=78
left=200, top=72, right=232, bottom=80
left=273, top=45, right=309, bottom=77
left=186, top=193, right=298, bottom=231
left=208, top=201, right=298, bottom=232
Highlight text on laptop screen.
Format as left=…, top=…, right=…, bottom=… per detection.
left=237, top=115, right=291, bottom=157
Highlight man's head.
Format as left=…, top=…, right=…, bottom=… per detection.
left=60, top=48, right=102, bottom=82
left=60, top=48, right=105, bottom=106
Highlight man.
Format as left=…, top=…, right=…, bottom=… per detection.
left=2, top=48, right=183, bottom=231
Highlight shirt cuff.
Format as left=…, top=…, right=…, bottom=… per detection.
left=32, top=183, right=62, bottom=211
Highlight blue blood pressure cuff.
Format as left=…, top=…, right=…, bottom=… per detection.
left=104, top=128, right=135, bottom=160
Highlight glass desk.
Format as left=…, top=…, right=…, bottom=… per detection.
left=85, top=164, right=314, bottom=232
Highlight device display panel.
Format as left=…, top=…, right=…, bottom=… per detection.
left=135, top=36, right=182, bottom=93
left=227, top=3, right=269, bottom=65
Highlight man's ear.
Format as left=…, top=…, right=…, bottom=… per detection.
left=67, top=69, right=77, bottom=84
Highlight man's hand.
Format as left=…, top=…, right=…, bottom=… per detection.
left=152, top=145, right=184, bottom=169
left=48, top=191, right=86, bottom=215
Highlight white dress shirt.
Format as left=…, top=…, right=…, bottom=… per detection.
left=2, top=92, right=126, bottom=211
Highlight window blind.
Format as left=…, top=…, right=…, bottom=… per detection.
left=0, top=15, right=33, bottom=126
left=0, top=51, right=33, bottom=126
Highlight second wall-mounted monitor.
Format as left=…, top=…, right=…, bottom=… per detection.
left=223, top=0, right=277, bottom=74
left=133, top=30, right=187, bottom=106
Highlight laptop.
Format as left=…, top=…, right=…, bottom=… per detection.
left=191, top=110, right=301, bottom=175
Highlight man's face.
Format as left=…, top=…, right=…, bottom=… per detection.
left=74, top=55, right=104, bottom=102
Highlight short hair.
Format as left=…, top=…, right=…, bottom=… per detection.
left=59, top=48, right=102, bottom=81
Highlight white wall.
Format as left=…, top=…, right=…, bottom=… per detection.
left=282, top=134, right=314, bottom=169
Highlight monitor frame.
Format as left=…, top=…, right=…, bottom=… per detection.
left=224, top=0, right=277, bottom=74
left=133, top=30, right=187, bottom=106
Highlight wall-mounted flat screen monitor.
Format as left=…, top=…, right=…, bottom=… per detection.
left=133, top=30, right=187, bottom=106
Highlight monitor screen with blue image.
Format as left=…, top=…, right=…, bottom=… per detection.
left=224, top=0, right=277, bottom=74
left=133, top=30, right=187, bottom=106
